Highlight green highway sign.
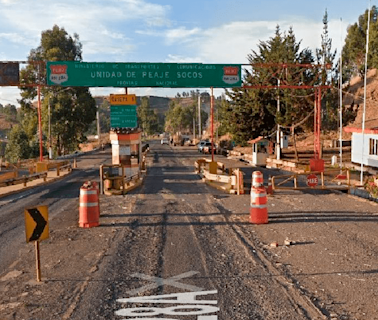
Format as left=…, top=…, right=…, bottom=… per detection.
left=47, top=61, right=242, bottom=88
left=111, top=105, right=137, bottom=115
left=110, top=105, right=137, bottom=128
left=111, top=116, right=137, bottom=128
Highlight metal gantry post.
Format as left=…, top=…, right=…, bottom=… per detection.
left=211, top=87, right=214, bottom=162
left=314, top=87, right=322, bottom=160
left=37, top=85, right=43, bottom=162
left=198, top=95, right=201, bottom=139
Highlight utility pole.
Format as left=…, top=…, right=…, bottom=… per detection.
left=339, top=17, right=343, bottom=169
left=193, top=116, right=196, bottom=141
left=97, top=107, right=101, bottom=148
left=361, top=1, right=371, bottom=185
left=216, top=108, right=219, bottom=143
left=48, top=97, right=52, bottom=159
left=276, top=79, right=281, bottom=160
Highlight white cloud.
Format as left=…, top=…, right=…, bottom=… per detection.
left=159, top=18, right=349, bottom=64
left=165, top=54, right=202, bottom=63
left=0, top=87, right=22, bottom=106
left=0, top=0, right=172, bottom=60
left=165, top=27, right=202, bottom=45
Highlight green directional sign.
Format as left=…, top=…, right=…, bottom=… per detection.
left=110, top=105, right=137, bottom=128
left=47, top=61, right=242, bottom=88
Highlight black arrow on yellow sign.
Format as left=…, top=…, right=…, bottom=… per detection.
left=27, top=208, right=47, bottom=242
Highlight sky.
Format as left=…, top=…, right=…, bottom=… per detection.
left=0, top=0, right=374, bottom=106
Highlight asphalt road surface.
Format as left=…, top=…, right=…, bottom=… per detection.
left=2, top=141, right=378, bottom=319
left=69, top=142, right=319, bottom=320
left=0, top=151, right=110, bottom=274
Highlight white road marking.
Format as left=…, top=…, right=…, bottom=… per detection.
left=116, top=290, right=219, bottom=319
left=118, top=290, right=217, bottom=304
left=163, top=179, right=201, bottom=184
left=115, top=305, right=219, bottom=317
left=126, top=271, right=204, bottom=295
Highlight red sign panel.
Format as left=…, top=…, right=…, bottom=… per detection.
left=306, top=174, right=318, bottom=187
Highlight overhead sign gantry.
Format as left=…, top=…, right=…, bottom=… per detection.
left=46, top=61, right=242, bottom=88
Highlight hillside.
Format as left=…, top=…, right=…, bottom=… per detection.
left=0, top=114, right=13, bottom=130
left=137, top=95, right=171, bottom=116
left=345, top=69, right=378, bottom=131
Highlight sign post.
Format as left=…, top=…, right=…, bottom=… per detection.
left=24, top=205, right=49, bottom=282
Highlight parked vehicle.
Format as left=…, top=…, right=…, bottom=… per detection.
left=161, top=138, right=169, bottom=145
left=198, top=141, right=216, bottom=154
left=197, top=140, right=208, bottom=152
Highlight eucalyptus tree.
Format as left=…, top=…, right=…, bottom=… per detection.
left=19, top=25, right=96, bottom=156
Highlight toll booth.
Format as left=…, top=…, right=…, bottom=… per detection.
left=109, top=129, right=142, bottom=177
left=248, top=136, right=269, bottom=166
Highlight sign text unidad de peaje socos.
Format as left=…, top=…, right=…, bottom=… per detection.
left=75, top=63, right=216, bottom=81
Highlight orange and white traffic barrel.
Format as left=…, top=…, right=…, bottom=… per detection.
left=252, top=171, right=264, bottom=188
left=250, top=186, right=268, bottom=224
left=79, top=183, right=100, bottom=228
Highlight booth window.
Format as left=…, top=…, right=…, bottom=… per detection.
left=369, top=138, right=378, bottom=155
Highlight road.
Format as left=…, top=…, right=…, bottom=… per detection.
left=0, top=151, right=108, bottom=277
left=1, top=141, right=378, bottom=319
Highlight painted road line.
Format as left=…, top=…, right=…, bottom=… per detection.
left=163, top=179, right=200, bottom=184
left=116, top=289, right=218, bottom=319
left=118, top=290, right=218, bottom=304
left=126, top=271, right=203, bottom=296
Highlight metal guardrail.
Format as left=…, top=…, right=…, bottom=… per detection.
left=271, top=168, right=351, bottom=191
left=0, top=171, right=48, bottom=188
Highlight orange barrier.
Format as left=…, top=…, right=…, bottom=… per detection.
left=79, top=182, right=100, bottom=228
left=250, top=186, right=268, bottom=224
left=250, top=171, right=268, bottom=224
left=252, top=171, right=264, bottom=188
